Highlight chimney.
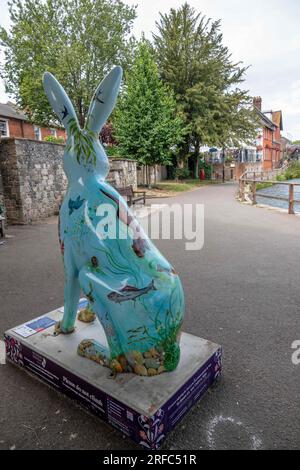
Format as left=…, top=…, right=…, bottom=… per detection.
left=253, top=96, right=262, bottom=111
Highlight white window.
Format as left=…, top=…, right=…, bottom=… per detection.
left=34, top=126, right=42, bottom=140
left=50, top=128, right=57, bottom=137
left=0, top=119, right=9, bottom=137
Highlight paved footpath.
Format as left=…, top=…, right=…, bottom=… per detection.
left=1, top=183, right=300, bottom=449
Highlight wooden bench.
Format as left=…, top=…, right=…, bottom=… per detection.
left=114, top=185, right=146, bottom=207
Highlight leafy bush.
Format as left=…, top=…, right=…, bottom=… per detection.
left=44, top=135, right=65, bottom=144
left=104, top=145, right=120, bottom=157
left=276, top=174, right=286, bottom=181
left=175, top=167, right=190, bottom=180
left=284, top=161, right=300, bottom=180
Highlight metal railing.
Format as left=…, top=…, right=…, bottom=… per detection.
left=239, top=167, right=286, bottom=182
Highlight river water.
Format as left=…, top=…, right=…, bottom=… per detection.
left=256, top=178, right=300, bottom=213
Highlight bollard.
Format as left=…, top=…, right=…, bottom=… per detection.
left=289, top=184, right=295, bottom=215
left=252, top=181, right=257, bottom=205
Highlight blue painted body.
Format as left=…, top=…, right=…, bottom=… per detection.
left=43, top=67, right=185, bottom=375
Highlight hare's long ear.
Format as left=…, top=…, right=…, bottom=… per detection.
left=43, top=72, right=79, bottom=133
left=85, top=66, right=122, bottom=134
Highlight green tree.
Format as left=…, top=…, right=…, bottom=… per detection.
left=153, top=2, right=258, bottom=177
left=0, top=0, right=137, bottom=127
left=114, top=41, right=187, bottom=184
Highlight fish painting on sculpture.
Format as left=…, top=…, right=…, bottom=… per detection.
left=107, top=280, right=157, bottom=304
left=43, top=66, right=185, bottom=376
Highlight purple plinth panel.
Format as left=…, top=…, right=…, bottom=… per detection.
left=4, top=317, right=221, bottom=449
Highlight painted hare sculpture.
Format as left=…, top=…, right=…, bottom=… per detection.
left=43, top=67, right=185, bottom=376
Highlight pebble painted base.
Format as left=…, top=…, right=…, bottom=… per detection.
left=78, top=338, right=168, bottom=376
left=77, top=339, right=110, bottom=367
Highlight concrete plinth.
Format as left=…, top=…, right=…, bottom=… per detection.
left=4, top=307, right=222, bottom=449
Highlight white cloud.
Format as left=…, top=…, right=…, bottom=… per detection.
left=0, top=0, right=300, bottom=138
left=125, top=0, right=300, bottom=139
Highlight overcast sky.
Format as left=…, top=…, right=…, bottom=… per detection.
left=0, top=0, right=299, bottom=139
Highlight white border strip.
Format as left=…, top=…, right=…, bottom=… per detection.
left=0, top=340, right=6, bottom=364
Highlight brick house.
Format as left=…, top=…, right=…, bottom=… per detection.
left=254, top=97, right=283, bottom=170
left=207, top=97, right=284, bottom=180
left=0, top=102, right=66, bottom=141
left=231, top=97, right=283, bottom=179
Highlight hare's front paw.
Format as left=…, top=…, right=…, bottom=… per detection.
left=53, top=321, right=75, bottom=336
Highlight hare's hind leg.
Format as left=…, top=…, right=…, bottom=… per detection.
left=77, top=267, right=124, bottom=372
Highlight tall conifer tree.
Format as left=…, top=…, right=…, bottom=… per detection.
left=153, top=2, right=258, bottom=176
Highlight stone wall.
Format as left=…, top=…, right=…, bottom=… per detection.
left=211, top=163, right=237, bottom=181
left=235, top=162, right=263, bottom=180
left=0, top=138, right=138, bottom=224
left=0, top=138, right=66, bottom=223
left=0, top=168, right=4, bottom=217
left=108, top=157, right=137, bottom=189
left=137, top=165, right=167, bottom=185
left=211, top=162, right=265, bottom=181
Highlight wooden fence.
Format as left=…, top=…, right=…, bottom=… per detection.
left=239, top=174, right=300, bottom=215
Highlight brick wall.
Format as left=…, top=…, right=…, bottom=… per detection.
left=262, top=127, right=281, bottom=170
left=40, top=127, right=66, bottom=140
left=0, top=138, right=137, bottom=224
left=22, top=121, right=36, bottom=140
left=3, top=116, right=66, bottom=141
left=7, top=117, right=23, bottom=138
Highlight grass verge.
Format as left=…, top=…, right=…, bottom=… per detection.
left=256, top=182, right=274, bottom=191
left=152, top=179, right=219, bottom=193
